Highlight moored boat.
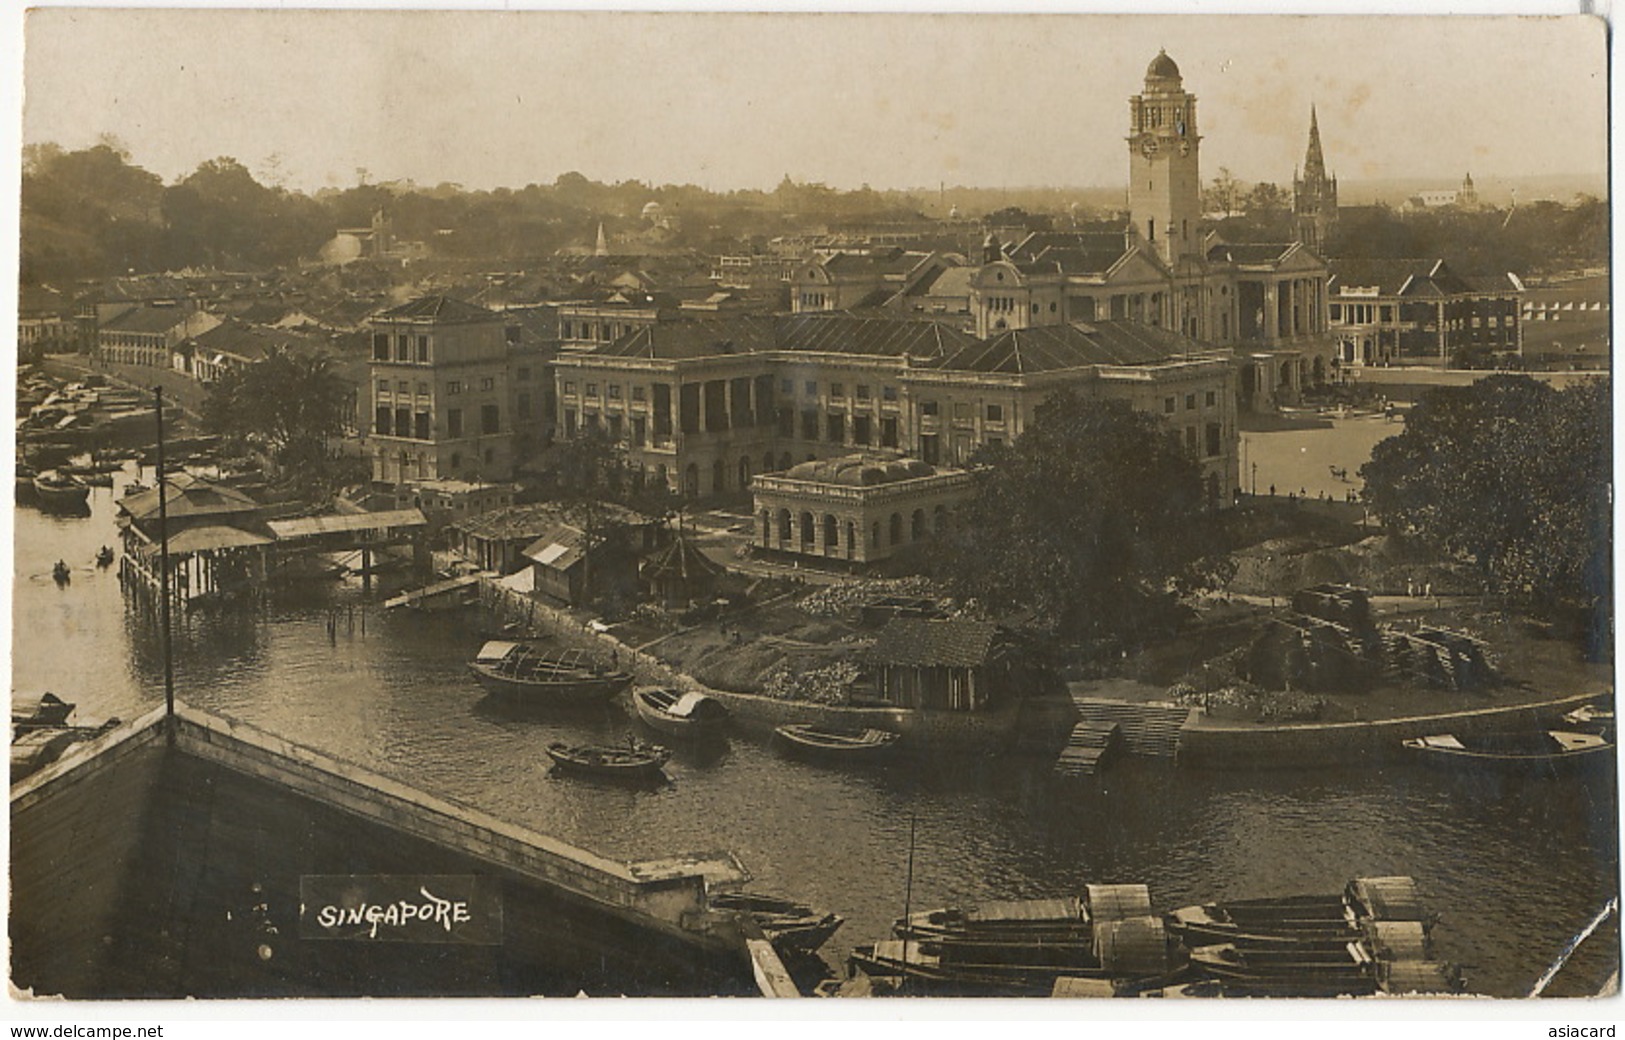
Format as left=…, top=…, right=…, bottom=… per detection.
left=1187, top=942, right=1375, bottom=996
left=545, top=740, right=670, bottom=780
left=95, top=546, right=115, bottom=568
left=774, top=723, right=900, bottom=759
left=1402, top=730, right=1613, bottom=772
left=633, top=686, right=730, bottom=738
left=32, top=470, right=90, bottom=511
left=1167, top=876, right=1435, bottom=953
left=52, top=560, right=71, bottom=584
left=709, top=892, right=844, bottom=954
left=468, top=641, right=633, bottom=704
left=13, top=692, right=75, bottom=731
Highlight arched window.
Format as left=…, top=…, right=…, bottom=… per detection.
left=799, top=512, right=815, bottom=546
left=823, top=514, right=838, bottom=551
left=911, top=509, right=927, bottom=541
left=761, top=510, right=771, bottom=544
left=889, top=513, right=903, bottom=546
left=712, top=458, right=726, bottom=495
left=778, top=509, right=792, bottom=544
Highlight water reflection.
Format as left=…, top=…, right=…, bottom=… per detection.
left=10, top=481, right=1617, bottom=996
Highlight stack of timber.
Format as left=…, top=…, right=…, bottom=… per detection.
left=1068, top=698, right=1192, bottom=758
left=1054, top=721, right=1122, bottom=778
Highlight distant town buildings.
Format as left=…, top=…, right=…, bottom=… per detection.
left=1401, top=173, right=1481, bottom=213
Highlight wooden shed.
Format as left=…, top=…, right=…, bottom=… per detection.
left=865, top=618, right=1007, bottom=712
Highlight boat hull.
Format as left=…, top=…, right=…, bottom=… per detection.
left=470, top=663, right=632, bottom=705
left=774, top=724, right=900, bottom=760
left=545, top=742, right=670, bottom=780
left=32, top=477, right=90, bottom=511
left=632, top=689, right=729, bottom=739
left=1402, top=732, right=1615, bottom=774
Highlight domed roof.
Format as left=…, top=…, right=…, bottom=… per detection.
left=784, top=453, right=937, bottom=487
left=1145, top=49, right=1181, bottom=85
left=318, top=232, right=364, bottom=265
left=641, top=200, right=665, bottom=219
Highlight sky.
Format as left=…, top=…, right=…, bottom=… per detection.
left=15, top=9, right=1613, bottom=196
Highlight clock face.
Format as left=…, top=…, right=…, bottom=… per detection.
left=1140, top=135, right=1159, bottom=159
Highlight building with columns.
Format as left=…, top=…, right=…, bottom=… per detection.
left=942, top=51, right=1336, bottom=409
left=751, top=453, right=974, bottom=566
left=1326, top=258, right=1523, bottom=366
left=552, top=312, right=1240, bottom=507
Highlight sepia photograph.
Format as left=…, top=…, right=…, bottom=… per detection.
left=6, top=4, right=1615, bottom=1015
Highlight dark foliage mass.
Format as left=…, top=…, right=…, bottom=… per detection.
left=934, top=391, right=1231, bottom=640
left=201, top=348, right=355, bottom=498
left=1360, top=376, right=1611, bottom=651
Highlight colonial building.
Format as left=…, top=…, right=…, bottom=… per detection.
left=96, top=302, right=220, bottom=368
left=949, top=52, right=1334, bottom=401
left=751, top=452, right=973, bottom=565
left=553, top=313, right=1240, bottom=505
left=367, top=295, right=514, bottom=485
left=1326, top=258, right=1524, bottom=366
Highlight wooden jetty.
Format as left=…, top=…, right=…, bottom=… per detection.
left=385, top=573, right=483, bottom=611
left=1068, top=698, right=1194, bottom=759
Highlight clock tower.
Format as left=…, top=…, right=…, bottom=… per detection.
left=1128, top=50, right=1202, bottom=267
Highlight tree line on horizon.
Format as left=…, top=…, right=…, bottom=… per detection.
left=20, top=141, right=1609, bottom=288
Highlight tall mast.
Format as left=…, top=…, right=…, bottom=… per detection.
left=154, top=387, right=176, bottom=735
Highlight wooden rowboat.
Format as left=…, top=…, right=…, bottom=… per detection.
left=1402, top=730, right=1613, bottom=772
left=633, top=687, right=730, bottom=738
left=545, top=740, right=670, bottom=780
left=469, top=641, right=633, bottom=705
left=32, top=470, right=90, bottom=511
left=774, top=723, right=899, bottom=759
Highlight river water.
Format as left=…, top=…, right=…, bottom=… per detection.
left=11, top=467, right=1619, bottom=998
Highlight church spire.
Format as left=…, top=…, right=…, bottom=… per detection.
left=594, top=221, right=608, bottom=257
left=1303, top=104, right=1327, bottom=181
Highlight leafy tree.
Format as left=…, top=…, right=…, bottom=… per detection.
left=934, top=391, right=1228, bottom=640
left=1203, top=167, right=1242, bottom=217
left=202, top=348, right=353, bottom=496
left=1360, top=375, right=1610, bottom=650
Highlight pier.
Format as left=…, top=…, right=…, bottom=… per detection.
left=11, top=702, right=762, bottom=998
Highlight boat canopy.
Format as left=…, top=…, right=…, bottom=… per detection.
left=668, top=692, right=718, bottom=718
left=475, top=641, right=522, bottom=663
left=1085, top=884, right=1153, bottom=922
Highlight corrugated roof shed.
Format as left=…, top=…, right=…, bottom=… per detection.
left=266, top=508, right=426, bottom=540
left=100, top=305, right=196, bottom=336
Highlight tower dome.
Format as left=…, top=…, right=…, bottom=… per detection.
left=1145, top=49, right=1182, bottom=88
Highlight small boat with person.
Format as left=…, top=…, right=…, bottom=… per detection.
left=774, top=723, right=900, bottom=760
left=633, top=686, right=730, bottom=738
left=95, top=546, right=115, bottom=568
left=468, top=641, right=633, bottom=704
left=1401, top=730, right=1613, bottom=772
left=51, top=560, right=71, bottom=585
left=545, top=739, right=671, bottom=781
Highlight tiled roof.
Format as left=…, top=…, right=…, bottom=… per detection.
left=100, top=305, right=195, bottom=335
left=640, top=534, right=722, bottom=581
left=1326, top=258, right=1477, bottom=298
left=374, top=295, right=499, bottom=324
left=777, top=313, right=976, bottom=360
left=932, top=320, right=1206, bottom=374
left=866, top=618, right=1001, bottom=668
left=600, top=317, right=777, bottom=359
left=1007, top=230, right=1128, bottom=263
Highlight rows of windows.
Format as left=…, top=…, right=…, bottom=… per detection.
left=371, top=332, right=431, bottom=363
left=373, top=403, right=503, bottom=440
